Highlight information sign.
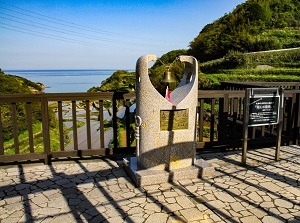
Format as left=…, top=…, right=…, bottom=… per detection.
left=248, top=96, right=280, bottom=126
left=242, top=87, right=283, bottom=165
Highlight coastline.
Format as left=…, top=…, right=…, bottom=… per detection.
left=4, top=69, right=132, bottom=93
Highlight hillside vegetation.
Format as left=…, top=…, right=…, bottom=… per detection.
left=198, top=48, right=300, bottom=89
left=0, top=69, right=59, bottom=154
left=0, top=69, right=43, bottom=94
left=189, top=0, right=300, bottom=62
left=93, top=0, right=300, bottom=92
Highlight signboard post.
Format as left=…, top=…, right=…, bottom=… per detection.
left=242, top=88, right=284, bottom=165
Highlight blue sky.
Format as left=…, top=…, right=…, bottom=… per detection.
left=0, top=0, right=246, bottom=70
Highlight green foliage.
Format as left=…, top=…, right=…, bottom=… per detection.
left=0, top=70, right=56, bottom=145
left=199, top=72, right=300, bottom=90
left=0, top=75, right=31, bottom=94
left=189, top=0, right=300, bottom=62
left=200, top=48, right=300, bottom=72
left=151, top=49, right=188, bottom=69
left=90, top=50, right=188, bottom=93
left=246, top=48, right=300, bottom=68
left=88, top=70, right=135, bottom=92
left=0, top=72, right=43, bottom=94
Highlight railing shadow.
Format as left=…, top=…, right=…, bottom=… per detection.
left=1, top=146, right=300, bottom=222
left=0, top=159, right=137, bottom=222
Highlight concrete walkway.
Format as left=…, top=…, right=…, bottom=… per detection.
left=0, top=146, right=299, bottom=223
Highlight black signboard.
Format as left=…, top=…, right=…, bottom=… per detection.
left=248, top=96, right=280, bottom=126
left=242, top=88, right=283, bottom=165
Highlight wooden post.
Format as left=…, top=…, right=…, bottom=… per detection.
left=242, top=89, right=250, bottom=165
left=294, top=93, right=300, bottom=145
left=98, top=100, right=105, bottom=149
left=11, top=103, right=19, bottom=154
left=71, top=101, right=78, bottom=151
left=199, top=99, right=204, bottom=141
left=112, top=94, right=118, bottom=152
left=125, top=99, right=131, bottom=149
left=26, top=102, right=34, bottom=153
left=85, top=100, right=92, bottom=150
left=58, top=101, right=64, bottom=151
left=41, top=96, right=51, bottom=165
left=210, top=99, right=215, bottom=142
left=275, top=88, right=284, bottom=161
left=0, top=107, right=4, bottom=155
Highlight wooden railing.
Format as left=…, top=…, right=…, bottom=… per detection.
left=221, top=81, right=300, bottom=90
left=0, top=88, right=299, bottom=164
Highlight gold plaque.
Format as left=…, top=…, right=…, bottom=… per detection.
left=160, top=109, right=189, bottom=131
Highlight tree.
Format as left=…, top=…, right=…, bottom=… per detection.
left=188, top=0, right=300, bottom=62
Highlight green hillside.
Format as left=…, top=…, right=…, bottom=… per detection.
left=0, top=69, right=43, bottom=94
left=94, top=0, right=300, bottom=92
left=189, top=0, right=300, bottom=62
left=0, top=70, right=58, bottom=154
left=198, top=48, right=300, bottom=89
left=88, top=70, right=135, bottom=92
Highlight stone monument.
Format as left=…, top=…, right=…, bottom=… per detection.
left=123, top=54, right=214, bottom=186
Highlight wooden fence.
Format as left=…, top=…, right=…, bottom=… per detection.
left=0, top=87, right=299, bottom=164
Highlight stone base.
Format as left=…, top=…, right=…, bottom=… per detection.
left=123, top=156, right=215, bottom=187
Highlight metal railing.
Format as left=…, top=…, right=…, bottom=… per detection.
left=0, top=87, right=299, bottom=164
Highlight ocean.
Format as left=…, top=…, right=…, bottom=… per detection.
left=4, top=69, right=130, bottom=93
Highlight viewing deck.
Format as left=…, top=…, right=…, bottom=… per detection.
left=0, top=145, right=299, bottom=222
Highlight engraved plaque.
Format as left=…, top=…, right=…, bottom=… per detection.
left=160, top=109, right=189, bottom=131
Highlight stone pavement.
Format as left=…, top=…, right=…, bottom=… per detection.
left=0, top=145, right=299, bottom=223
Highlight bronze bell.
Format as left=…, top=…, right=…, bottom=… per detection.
left=161, top=70, right=175, bottom=83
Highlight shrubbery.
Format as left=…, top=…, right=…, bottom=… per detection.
left=189, top=0, right=300, bottom=62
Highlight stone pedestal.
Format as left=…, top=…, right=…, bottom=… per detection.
left=124, top=54, right=214, bottom=186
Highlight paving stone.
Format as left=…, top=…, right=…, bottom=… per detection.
left=262, top=215, right=286, bottom=223
left=163, top=203, right=182, bottom=213
left=180, top=207, right=204, bottom=222
left=259, top=182, right=283, bottom=193
left=214, top=191, right=236, bottom=203
left=175, top=196, right=195, bottom=208
left=0, top=146, right=300, bottom=222
left=247, top=191, right=263, bottom=203
left=274, top=198, right=294, bottom=208
left=260, top=201, right=275, bottom=208
left=167, top=215, right=186, bottom=223
left=145, top=213, right=168, bottom=223
left=48, top=197, right=69, bottom=208
left=249, top=208, right=268, bottom=218
left=144, top=203, right=161, bottom=212
left=108, top=184, right=121, bottom=192
left=36, top=180, right=54, bottom=188
left=5, top=196, right=22, bottom=205
left=208, top=212, right=222, bottom=222
left=125, top=215, right=145, bottom=223
left=38, top=207, right=61, bottom=216
left=130, top=196, right=147, bottom=204
left=1, top=217, right=21, bottom=223
left=206, top=200, right=226, bottom=209
left=163, top=191, right=178, bottom=198
left=4, top=202, right=23, bottom=212
left=230, top=202, right=245, bottom=212
left=68, top=198, right=81, bottom=206
left=31, top=194, right=49, bottom=205
left=240, top=216, right=261, bottom=223
left=128, top=206, right=144, bottom=215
